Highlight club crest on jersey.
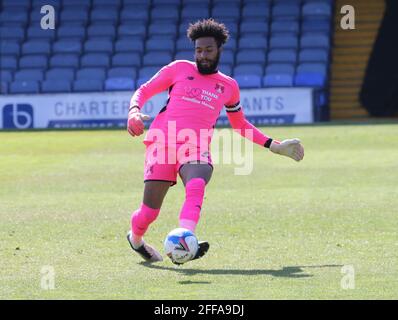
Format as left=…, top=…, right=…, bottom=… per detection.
left=215, top=83, right=224, bottom=94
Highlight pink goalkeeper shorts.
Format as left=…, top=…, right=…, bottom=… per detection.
left=143, top=143, right=213, bottom=186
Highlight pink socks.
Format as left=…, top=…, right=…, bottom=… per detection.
left=179, top=178, right=206, bottom=233
left=130, top=203, right=160, bottom=246
left=130, top=178, right=206, bottom=246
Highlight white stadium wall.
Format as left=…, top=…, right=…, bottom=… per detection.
left=0, top=88, right=314, bottom=130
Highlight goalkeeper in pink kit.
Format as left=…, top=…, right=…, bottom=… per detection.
left=126, top=19, right=304, bottom=263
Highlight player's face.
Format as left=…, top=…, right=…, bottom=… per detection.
left=194, top=37, right=221, bottom=74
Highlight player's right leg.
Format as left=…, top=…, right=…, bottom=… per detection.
left=128, top=143, right=178, bottom=262
left=127, top=180, right=172, bottom=262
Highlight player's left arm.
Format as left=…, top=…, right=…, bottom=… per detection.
left=225, top=80, right=304, bottom=162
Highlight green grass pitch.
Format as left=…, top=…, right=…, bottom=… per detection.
left=1, top=124, right=397, bottom=299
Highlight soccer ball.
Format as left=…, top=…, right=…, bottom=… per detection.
left=164, top=228, right=199, bottom=264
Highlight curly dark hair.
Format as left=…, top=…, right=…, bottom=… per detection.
left=187, top=18, right=230, bottom=48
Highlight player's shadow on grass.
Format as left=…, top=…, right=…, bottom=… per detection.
left=139, top=262, right=343, bottom=279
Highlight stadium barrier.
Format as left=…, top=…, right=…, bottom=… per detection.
left=0, top=88, right=314, bottom=130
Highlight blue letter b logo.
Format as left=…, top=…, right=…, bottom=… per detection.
left=3, top=104, right=34, bottom=129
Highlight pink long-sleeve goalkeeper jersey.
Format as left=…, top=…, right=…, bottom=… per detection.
left=131, top=60, right=269, bottom=148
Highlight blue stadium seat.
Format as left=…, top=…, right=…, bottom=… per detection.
left=270, top=34, right=298, bottom=49
left=46, top=68, right=75, bottom=81
left=235, top=75, right=262, bottom=88
left=302, top=2, right=332, bottom=19
left=73, top=79, right=103, bottom=92
left=220, top=50, right=235, bottom=65
left=272, top=3, right=301, bottom=19
left=240, top=22, right=269, bottom=35
left=57, top=26, right=86, bottom=40
left=271, top=21, right=300, bottom=34
left=175, top=50, right=193, bottom=61
left=3, top=0, right=31, bottom=9
left=53, top=40, right=82, bottom=54
left=0, top=56, right=18, bottom=70
left=181, top=6, right=210, bottom=20
left=22, top=40, right=51, bottom=55
left=146, top=38, right=175, bottom=52
left=263, top=74, right=294, bottom=87
left=152, top=0, right=182, bottom=4
left=118, top=24, right=146, bottom=38
left=0, top=70, right=13, bottom=87
left=60, top=9, right=89, bottom=23
left=212, top=5, right=240, bottom=20
left=26, top=26, right=56, bottom=40
left=236, top=49, right=267, bottom=64
left=181, top=0, right=210, bottom=4
left=0, top=26, right=25, bottom=41
left=0, top=81, right=8, bottom=94
left=239, top=36, right=268, bottom=50
left=108, top=67, right=137, bottom=80
left=266, top=63, right=295, bottom=75
left=135, top=77, right=150, bottom=87
left=14, top=69, right=44, bottom=81
left=218, top=64, right=232, bottom=76
left=234, top=64, right=264, bottom=77
left=63, top=0, right=90, bottom=7
left=224, top=37, right=237, bottom=51
left=179, top=21, right=191, bottom=35
left=176, top=38, right=193, bottom=51
left=263, top=73, right=293, bottom=87
left=50, top=54, right=79, bottom=68
left=76, top=68, right=106, bottom=81
left=10, top=80, right=40, bottom=93
left=267, top=49, right=297, bottom=63
left=300, top=34, right=330, bottom=49
left=221, top=22, right=239, bottom=37
left=148, top=23, right=178, bottom=37
left=41, top=80, right=72, bottom=93
left=115, top=38, right=144, bottom=53
left=296, top=62, right=327, bottom=75
left=87, top=25, right=116, bottom=39
left=104, top=78, right=135, bottom=91
left=81, top=53, right=110, bottom=68
left=112, top=53, right=141, bottom=67
left=0, top=70, right=13, bottom=82
left=84, top=39, right=113, bottom=53
left=32, top=0, right=60, bottom=5
left=0, top=10, right=28, bottom=26
left=0, top=41, right=20, bottom=56
left=301, top=20, right=332, bottom=33
left=139, top=66, right=162, bottom=79
left=294, top=73, right=326, bottom=87
left=90, top=7, right=119, bottom=22
left=242, top=3, right=271, bottom=19
left=143, top=52, right=173, bottom=66
left=120, top=6, right=149, bottom=23
left=299, top=49, right=329, bottom=63
left=151, top=5, right=180, bottom=21
left=19, top=55, right=47, bottom=69
left=93, top=0, right=122, bottom=6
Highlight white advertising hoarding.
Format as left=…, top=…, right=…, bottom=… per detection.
left=0, top=88, right=313, bottom=130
